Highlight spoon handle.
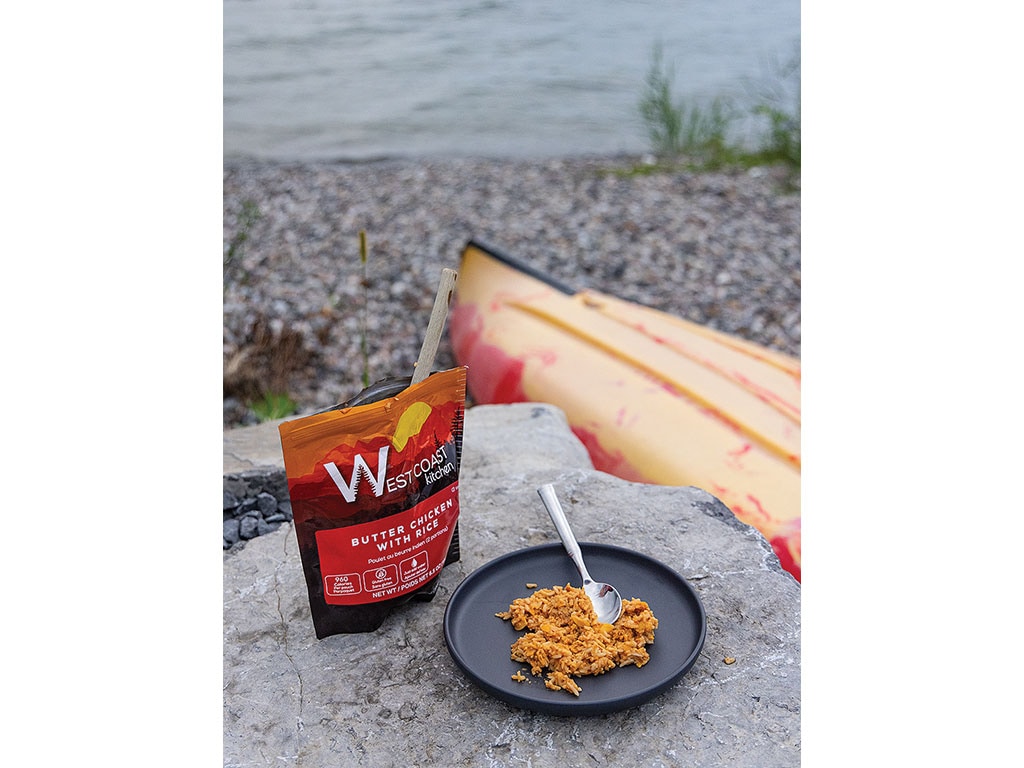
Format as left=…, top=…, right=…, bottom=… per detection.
left=538, top=484, right=593, bottom=584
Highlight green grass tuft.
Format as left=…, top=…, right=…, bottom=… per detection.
left=251, top=392, right=298, bottom=422
left=636, top=43, right=800, bottom=183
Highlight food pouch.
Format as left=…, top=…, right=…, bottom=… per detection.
left=278, top=366, right=467, bottom=638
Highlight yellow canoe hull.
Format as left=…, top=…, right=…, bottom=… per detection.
left=450, top=241, right=801, bottom=581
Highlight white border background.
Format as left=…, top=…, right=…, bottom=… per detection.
left=4, top=2, right=1021, bottom=763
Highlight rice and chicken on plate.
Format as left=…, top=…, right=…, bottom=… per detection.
left=496, top=583, right=658, bottom=696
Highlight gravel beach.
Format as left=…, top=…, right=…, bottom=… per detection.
left=223, top=155, right=800, bottom=428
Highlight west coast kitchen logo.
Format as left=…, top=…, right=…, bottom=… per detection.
left=321, top=398, right=456, bottom=502
left=322, top=442, right=455, bottom=502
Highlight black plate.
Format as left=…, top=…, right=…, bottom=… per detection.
left=443, top=543, right=706, bottom=716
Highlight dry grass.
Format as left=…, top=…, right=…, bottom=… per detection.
left=223, top=316, right=315, bottom=402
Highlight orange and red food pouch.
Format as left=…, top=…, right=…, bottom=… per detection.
left=278, top=367, right=467, bottom=638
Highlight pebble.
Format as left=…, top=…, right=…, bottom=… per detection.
left=224, top=155, right=800, bottom=428
left=223, top=470, right=293, bottom=551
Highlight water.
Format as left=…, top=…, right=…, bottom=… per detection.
left=224, top=0, right=800, bottom=161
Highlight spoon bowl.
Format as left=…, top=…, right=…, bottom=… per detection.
left=537, top=484, right=623, bottom=625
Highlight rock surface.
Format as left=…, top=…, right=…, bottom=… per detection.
left=223, top=403, right=800, bottom=766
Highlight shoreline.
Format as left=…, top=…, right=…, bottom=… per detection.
left=223, top=149, right=656, bottom=167
left=223, top=155, right=799, bottom=428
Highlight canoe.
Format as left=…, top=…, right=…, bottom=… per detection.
left=449, top=240, right=801, bottom=581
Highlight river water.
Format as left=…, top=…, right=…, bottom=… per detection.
left=224, top=0, right=800, bottom=161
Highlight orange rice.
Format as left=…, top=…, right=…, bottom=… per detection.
left=495, top=583, right=658, bottom=696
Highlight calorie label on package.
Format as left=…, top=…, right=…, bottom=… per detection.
left=315, top=483, right=460, bottom=605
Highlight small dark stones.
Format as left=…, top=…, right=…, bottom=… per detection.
left=239, top=516, right=260, bottom=540
left=223, top=470, right=291, bottom=551
left=256, top=492, right=278, bottom=515
left=224, top=518, right=241, bottom=549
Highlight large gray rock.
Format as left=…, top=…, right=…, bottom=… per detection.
left=224, top=403, right=800, bottom=767
left=223, top=416, right=288, bottom=474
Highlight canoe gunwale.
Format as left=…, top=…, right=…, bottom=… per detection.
left=465, top=239, right=575, bottom=296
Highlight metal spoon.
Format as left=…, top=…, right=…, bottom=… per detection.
left=537, top=484, right=623, bottom=625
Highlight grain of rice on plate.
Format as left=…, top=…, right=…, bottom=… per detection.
left=495, top=583, right=659, bottom=696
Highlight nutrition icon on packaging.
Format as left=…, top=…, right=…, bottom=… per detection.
left=325, top=573, right=361, bottom=597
